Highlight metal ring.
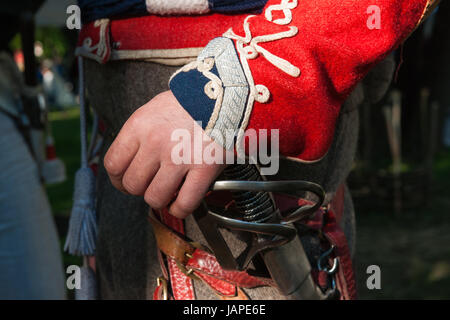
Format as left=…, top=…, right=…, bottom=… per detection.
left=211, top=180, right=325, bottom=223
left=317, top=246, right=339, bottom=275
left=175, top=261, right=201, bottom=281
left=156, top=277, right=168, bottom=300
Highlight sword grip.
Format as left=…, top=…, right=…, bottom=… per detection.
left=223, top=164, right=329, bottom=299
left=223, top=164, right=275, bottom=223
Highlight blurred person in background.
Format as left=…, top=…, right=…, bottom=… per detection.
left=40, top=58, right=76, bottom=110
left=0, top=7, right=65, bottom=299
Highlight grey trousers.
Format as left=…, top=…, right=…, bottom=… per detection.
left=85, top=55, right=394, bottom=299
left=0, top=112, right=65, bottom=299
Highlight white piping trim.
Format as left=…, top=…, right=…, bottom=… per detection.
left=145, top=0, right=209, bottom=15
left=109, top=47, right=203, bottom=60
left=76, top=19, right=110, bottom=63
left=223, top=15, right=300, bottom=78
left=265, top=0, right=298, bottom=25
left=222, top=0, right=300, bottom=151
left=169, top=58, right=225, bottom=132
left=142, top=57, right=198, bottom=66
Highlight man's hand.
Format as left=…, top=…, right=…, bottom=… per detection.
left=103, top=90, right=228, bottom=219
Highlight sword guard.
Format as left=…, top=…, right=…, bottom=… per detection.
left=212, top=180, right=325, bottom=223
left=193, top=180, right=325, bottom=271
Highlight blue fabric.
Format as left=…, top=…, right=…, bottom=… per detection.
left=78, top=0, right=268, bottom=23
left=78, top=0, right=147, bottom=24
left=0, top=112, right=65, bottom=299
left=169, top=65, right=221, bottom=130
left=209, top=0, right=268, bottom=13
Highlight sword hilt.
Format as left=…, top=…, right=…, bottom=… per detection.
left=223, top=164, right=276, bottom=223
left=193, top=163, right=337, bottom=299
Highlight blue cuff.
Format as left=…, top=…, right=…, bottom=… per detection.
left=169, top=37, right=250, bottom=149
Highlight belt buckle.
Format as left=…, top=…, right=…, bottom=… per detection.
left=156, top=277, right=169, bottom=300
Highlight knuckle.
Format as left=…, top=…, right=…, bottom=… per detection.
left=127, top=109, right=146, bottom=130
left=126, top=112, right=140, bottom=128
left=146, top=132, right=160, bottom=148
left=144, top=192, right=164, bottom=209
left=104, top=156, right=121, bottom=177
left=174, top=197, right=197, bottom=215
left=122, top=176, right=141, bottom=195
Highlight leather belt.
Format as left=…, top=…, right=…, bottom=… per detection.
left=149, top=209, right=273, bottom=299
left=149, top=184, right=356, bottom=300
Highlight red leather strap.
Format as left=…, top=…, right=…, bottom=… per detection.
left=321, top=210, right=357, bottom=300
left=159, top=209, right=195, bottom=300
left=305, top=187, right=357, bottom=300
left=151, top=209, right=249, bottom=299
left=155, top=209, right=253, bottom=299
left=153, top=184, right=356, bottom=300
left=330, top=184, right=346, bottom=223
left=193, top=272, right=237, bottom=297
left=153, top=284, right=163, bottom=300
left=186, top=249, right=274, bottom=289
left=153, top=278, right=170, bottom=300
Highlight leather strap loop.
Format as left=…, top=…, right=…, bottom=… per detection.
left=149, top=184, right=356, bottom=300
left=148, top=210, right=196, bottom=265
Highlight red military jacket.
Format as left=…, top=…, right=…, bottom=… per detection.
left=77, top=0, right=438, bottom=162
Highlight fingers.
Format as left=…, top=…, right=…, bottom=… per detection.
left=169, top=166, right=223, bottom=219
left=121, top=148, right=160, bottom=195
left=102, top=91, right=227, bottom=218
left=104, top=129, right=140, bottom=193
left=144, top=165, right=187, bottom=210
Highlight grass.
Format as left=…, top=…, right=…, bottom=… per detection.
left=355, top=201, right=450, bottom=299
left=45, top=107, right=82, bottom=270
left=354, top=151, right=450, bottom=299
left=46, top=108, right=450, bottom=299
left=47, top=108, right=82, bottom=216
